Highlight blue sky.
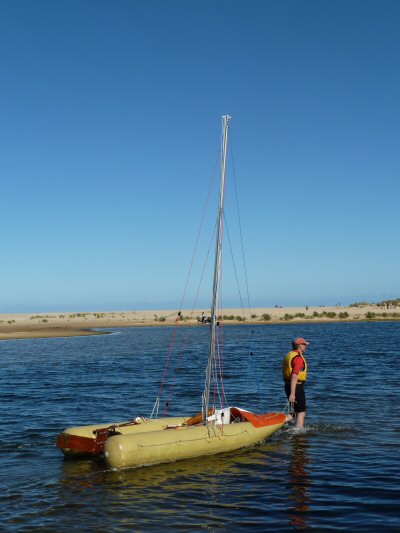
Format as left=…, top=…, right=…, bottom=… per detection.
left=1, top=1, right=399, bottom=313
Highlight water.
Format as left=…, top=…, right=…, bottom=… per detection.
left=0, top=322, right=399, bottom=531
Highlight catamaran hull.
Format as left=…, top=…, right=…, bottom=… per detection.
left=104, top=412, right=286, bottom=469
left=57, top=417, right=188, bottom=457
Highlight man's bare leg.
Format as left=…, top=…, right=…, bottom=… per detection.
left=296, top=411, right=305, bottom=429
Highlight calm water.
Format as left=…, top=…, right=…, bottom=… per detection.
left=0, top=322, right=399, bottom=531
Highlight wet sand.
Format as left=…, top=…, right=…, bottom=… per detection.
left=0, top=305, right=396, bottom=340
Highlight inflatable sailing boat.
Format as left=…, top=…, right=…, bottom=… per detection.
left=56, top=116, right=289, bottom=469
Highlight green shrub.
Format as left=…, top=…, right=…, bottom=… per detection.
left=262, top=314, right=271, bottom=321
left=338, top=312, right=349, bottom=319
left=283, top=314, right=294, bottom=320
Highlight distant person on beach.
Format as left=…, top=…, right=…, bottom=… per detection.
left=282, top=337, right=310, bottom=429
left=201, top=312, right=205, bottom=323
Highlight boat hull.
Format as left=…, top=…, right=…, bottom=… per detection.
left=56, top=417, right=188, bottom=457
left=104, top=412, right=286, bottom=469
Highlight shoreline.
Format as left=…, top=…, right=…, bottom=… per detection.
left=1, top=305, right=399, bottom=340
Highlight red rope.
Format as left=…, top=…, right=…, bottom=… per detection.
left=178, top=151, right=220, bottom=312
left=159, top=152, right=220, bottom=415
left=157, top=138, right=231, bottom=418
left=158, top=314, right=181, bottom=400
left=219, top=317, right=226, bottom=407
left=190, top=221, right=217, bottom=319
left=162, top=336, right=187, bottom=416
left=213, top=334, right=217, bottom=408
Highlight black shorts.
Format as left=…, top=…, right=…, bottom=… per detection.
left=285, top=382, right=306, bottom=413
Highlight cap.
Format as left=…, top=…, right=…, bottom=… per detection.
left=294, top=337, right=310, bottom=345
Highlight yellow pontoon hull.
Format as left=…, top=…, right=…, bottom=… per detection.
left=104, top=411, right=287, bottom=469
left=57, top=417, right=188, bottom=457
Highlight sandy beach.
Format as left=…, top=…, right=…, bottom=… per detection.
left=0, top=304, right=398, bottom=340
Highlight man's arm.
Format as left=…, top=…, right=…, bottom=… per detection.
left=289, top=372, right=298, bottom=403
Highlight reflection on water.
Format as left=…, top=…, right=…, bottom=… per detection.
left=286, top=434, right=312, bottom=530
left=60, top=443, right=279, bottom=495
left=59, top=441, right=293, bottom=530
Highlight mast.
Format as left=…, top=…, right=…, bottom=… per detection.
left=204, top=115, right=231, bottom=423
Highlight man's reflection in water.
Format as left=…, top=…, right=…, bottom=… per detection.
left=287, top=434, right=312, bottom=529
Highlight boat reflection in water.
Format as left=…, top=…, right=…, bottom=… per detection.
left=59, top=445, right=269, bottom=493
left=58, top=442, right=290, bottom=529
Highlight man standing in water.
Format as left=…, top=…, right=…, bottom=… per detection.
left=282, top=337, right=310, bottom=429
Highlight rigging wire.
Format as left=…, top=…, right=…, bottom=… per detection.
left=216, top=269, right=228, bottom=408
left=190, top=220, right=218, bottom=319
left=157, top=313, right=181, bottom=400
left=178, top=151, right=220, bottom=313
left=162, top=220, right=218, bottom=416
left=223, top=212, right=246, bottom=319
left=229, top=134, right=253, bottom=316
left=229, top=135, right=264, bottom=406
left=156, top=122, right=263, bottom=418
left=245, top=346, right=264, bottom=403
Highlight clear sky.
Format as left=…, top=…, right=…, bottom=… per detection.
left=1, top=0, right=399, bottom=313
